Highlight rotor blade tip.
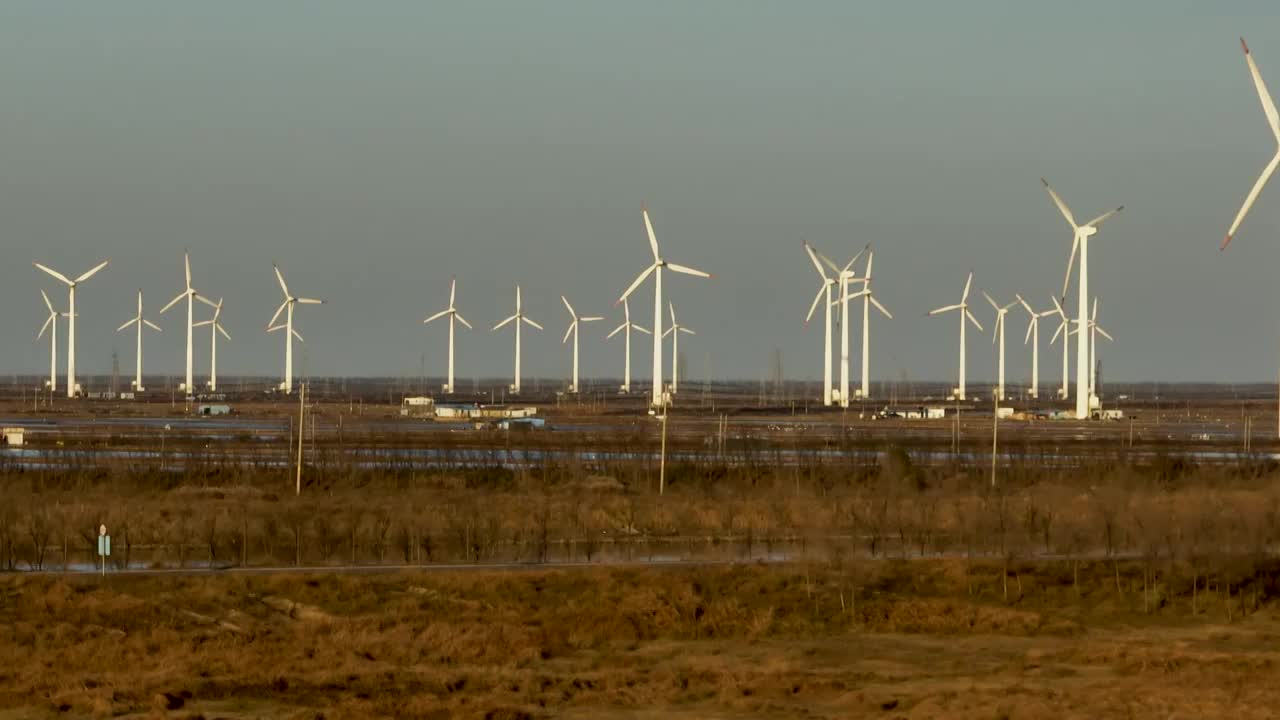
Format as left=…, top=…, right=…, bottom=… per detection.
left=1242, top=37, right=1250, bottom=54
left=1221, top=234, right=1233, bottom=251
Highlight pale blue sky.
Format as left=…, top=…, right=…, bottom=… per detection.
left=2, top=2, right=1279, bottom=384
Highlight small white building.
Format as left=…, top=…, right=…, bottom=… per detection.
left=2, top=428, right=24, bottom=447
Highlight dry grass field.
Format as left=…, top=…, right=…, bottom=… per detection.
left=3, top=560, right=1280, bottom=719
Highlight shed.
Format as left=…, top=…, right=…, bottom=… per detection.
left=197, top=404, right=232, bottom=416
left=2, top=428, right=23, bottom=447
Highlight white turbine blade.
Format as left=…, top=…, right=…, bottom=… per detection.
left=268, top=300, right=289, bottom=328
left=1091, top=297, right=1099, bottom=322
left=267, top=324, right=286, bottom=334
left=607, top=323, right=626, bottom=339
left=516, top=285, right=522, bottom=312
left=144, top=320, right=163, bottom=332
left=662, top=327, right=674, bottom=338
left=561, top=295, right=576, bottom=318
left=1024, top=318, right=1035, bottom=345
left=184, top=252, right=192, bottom=288
left=1050, top=295, right=1066, bottom=318
left=195, top=294, right=218, bottom=309
left=633, top=324, right=651, bottom=335
left=159, top=290, right=188, bottom=314
left=680, top=327, right=695, bottom=335
left=582, top=316, right=603, bottom=323
left=617, top=264, right=656, bottom=304
left=966, top=309, right=984, bottom=331
left=523, top=317, right=543, bottom=331
left=38, top=315, right=54, bottom=340
left=668, top=302, right=677, bottom=325
left=1096, top=327, right=1114, bottom=342
left=1016, top=293, right=1033, bottom=315
left=297, top=298, right=323, bottom=305
left=456, top=314, right=473, bottom=330
left=841, top=244, right=869, bottom=275
left=803, top=241, right=829, bottom=278
left=623, top=298, right=631, bottom=321
left=40, top=289, right=55, bottom=313
left=1062, top=233, right=1080, bottom=297
left=1225, top=151, right=1280, bottom=249
left=642, top=206, right=661, bottom=262
left=962, top=272, right=973, bottom=302
left=1084, top=206, right=1124, bottom=229
left=864, top=251, right=875, bottom=280
left=1041, top=178, right=1078, bottom=229
left=492, top=315, right=517, bottom=331
left=983, top=291, right=999, bottom=311
left=192, top=320, right=213, bottom=328
left=667, top=262, right=711, bottom=279
left=75, top=260, right=109, bottom=284
left=292, top=329, right=304, bottom=343
left=562, top=322, right=575, bottom=344
left=218, top=324, right=231, bottom=341
left=449, top=276, right=457, bottom=307
left=804, top=286, right=825, bottom=324
left=870, top=295, right=892, bottom=319
left=274, top=265, right=290, bottom=296
left=33, top=263, right=73, bottom=286
left=1245, top=38, right=1280, bottom=141
left=1050, top=322, right=1065, bottom=345
left=929, top=304, right=962, bottom=316
left=117, top=316, right=138, bottom=332
left=424, top=309, right=450, bottom=324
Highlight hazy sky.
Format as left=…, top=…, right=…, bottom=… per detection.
left=3, top=2, right=1280, bottom=385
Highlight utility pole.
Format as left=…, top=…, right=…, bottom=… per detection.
left=296, top=383, right=306, bottom=496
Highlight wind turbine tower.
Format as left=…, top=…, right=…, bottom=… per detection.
left=267, top=264, right=324, bottom=394
left=561, top=295, right=602, bottom=394
left=423, top=277, right=472, bottom=394
left=606, top=298, right=650, bottom=394
left=116, top=290, right=163, bottom=392
left=33, top=259, right=109, bottom=398
left=928, top=272, right=983, bottom=401
left=193, top=298, right=230, bottom=392
left=492, top=285, right=542, bottom=395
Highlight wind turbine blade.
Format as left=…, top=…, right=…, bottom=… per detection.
left=983, top=291, right=999, bottom=311
left=493, top=315, right=517, bottom=331
left=218, top=325, right=231, bottom=341
left=870, top=295, right=892, bottom=319
left=268, top=300, right=289, bottom=328
left=1097, top=327, right=1114, bottom=342
left=633, top=325, right=651, bottom=335
left=803, top=241, right=829, bottom=278
left=607, top=323, right=625, bottom=339
left=1024, top=319, right=1035, bottom=345
left=642, top=206, right=661, bottom=261
left=75, top=260, right=109, bottom=283
left=192, top=320, right=214, bottom=328
left=274, top=265, right=289, bottom=296
left=449, top=276, right=456, bottom=307
left=292, top=329, right=304, bottom=343
left=562, top=323, right=575, bottom=345
left=297, top=298, right=323, bottom=305
left=805, top=286, right=825, bottom=324
left=1041, top=178, right=1078, bottom=229
left=1062, top=233, right=1080, bottom=297
left=929, top=304, right=962, bottom=316
left=1050, top=295, right=1066, bottom=318
left=159, top=291, right=188, bottom=314
left=523, top=317, right=544, bottom=331
left=1016, top=294, right=1033, bottom=315
left=1244, top=37, right=1280, bottom=141
left=667, top=263, right=711, bottom=279
left=966, top=310, right=984, bottom=331
left=33, top=263, right=73, bottom=286
left=962, top=272, right=973, bottom=302
left=38, top=315, right=54, bottom=340
left=623, top=298, right=631, bottom=321
left=1084, top=207, right=1124, bottom=229
left=582, top=316, right=604, bottom=322
left=668, top=302, right=677, bottom=325
left=662, top=327, right=674, bottom=338
left=267, top=324, right=285, bottom=333
left=1224, top=151, right=1280, bottom=249
left=456, top=314, right=473, bottom=330
left=817, top=251, right=841, bottom=275
left=617, top=264, right=656, bottom=304
left=423, top=309, right=450, bottom=324
left=144, top=320, right=163, bottom=332
left=195, top=294, right=218, bottom=309
left=864, top=251, right=874, bottom=280
left=184, top=252, right=192, bottom=288
left=516, top=285, right=522, bottom=312
left=841, top=244, right=869, bottom=274
left=117, top=317, right=138, bottom=332
left=1091, top=298, right=1098, bottom=322
left=680, top=327, right=695, bottom=335
left=40, top=289, right=55, bottom=313
left=561, top=295, right=576, bottom=318
left=1050, top=322, right=1065, bottom=344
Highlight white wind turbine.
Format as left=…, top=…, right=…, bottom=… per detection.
left=159, top=253, right=213, bottom=394
left=36, top=290, right=61, bottom=393
left=617, top=206, right=712, bottom=408
left=606, top=298, right=650, bottom=394
left=116, top=290, right=163, bottom=393
left=192, top=298, right=229, bottom=392
left=827, top=247, right=868, bottom=407
left=1041, top=179, right=1123, bottom=419
left=928, top=272, right=983, bottom=401
left=561, top=296, right=602, bottom=394
left=1048, top=296, right=1071, bottom=400
left=1015, top=294, right=1053, bottom=400
left=492, top=285, right=542, bottom=395
left=838, top=249, right=892, bottom=402
left=662, top=303, right=696, bottom=395
left=33, top=259, right=109, bottom=398
left=423, top=277, right=472, bottom=394
left=1224, top=38, right=1280, bottom=250
left=1069, top=298, right=1113, bottom=405
left=983, top=292, right=1018, bottom=401
left=267, top=264, right=324, bottom=394
left=802, top=240, right=838, bottom=406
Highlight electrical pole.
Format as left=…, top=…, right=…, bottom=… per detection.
left=296, top=383, right=306, bottom=496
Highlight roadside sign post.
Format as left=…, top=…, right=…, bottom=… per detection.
left=97, top=524, right=111, bottom=577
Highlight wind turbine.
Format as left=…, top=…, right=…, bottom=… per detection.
left=1041, top=179, right=1123, bottom=419
left=928, top=271, right=983, bottom=401
left=266, top=264, right=324, bottom=394
left=1048, top=296, right=1071, bottom=400
left=36, top=290, right=61, bottom=393
left=1016, top=294, right=1052, bottom=400
left=192, top=298, right=229, bottom=392
left=561, top=296, right=602, bottom=394
left=423, top=276, right=472, bottom=394
left=159, top=253, right=213, bottom=394
left=839, top=249, right=892, bottom=402
left=983, top=292, right=1018, bottom=401
left=116, top=290, right=163, bottom=393
left=617, top=206, right=712, bottom=408
left=662, top=303, right=696, bottom=395
left=1070, top=298, right=1113, bottom=406
left=606, top=298, right=650, bottom=394
left=492, top=285, right=542, bottom=395
left=802, top=240, right=838, bottom=406
left=1223, top=38, right=1280, bottom=250
left=33, top=259, right=109, bottom=398
left=826, top=247, right=868, bottom=408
